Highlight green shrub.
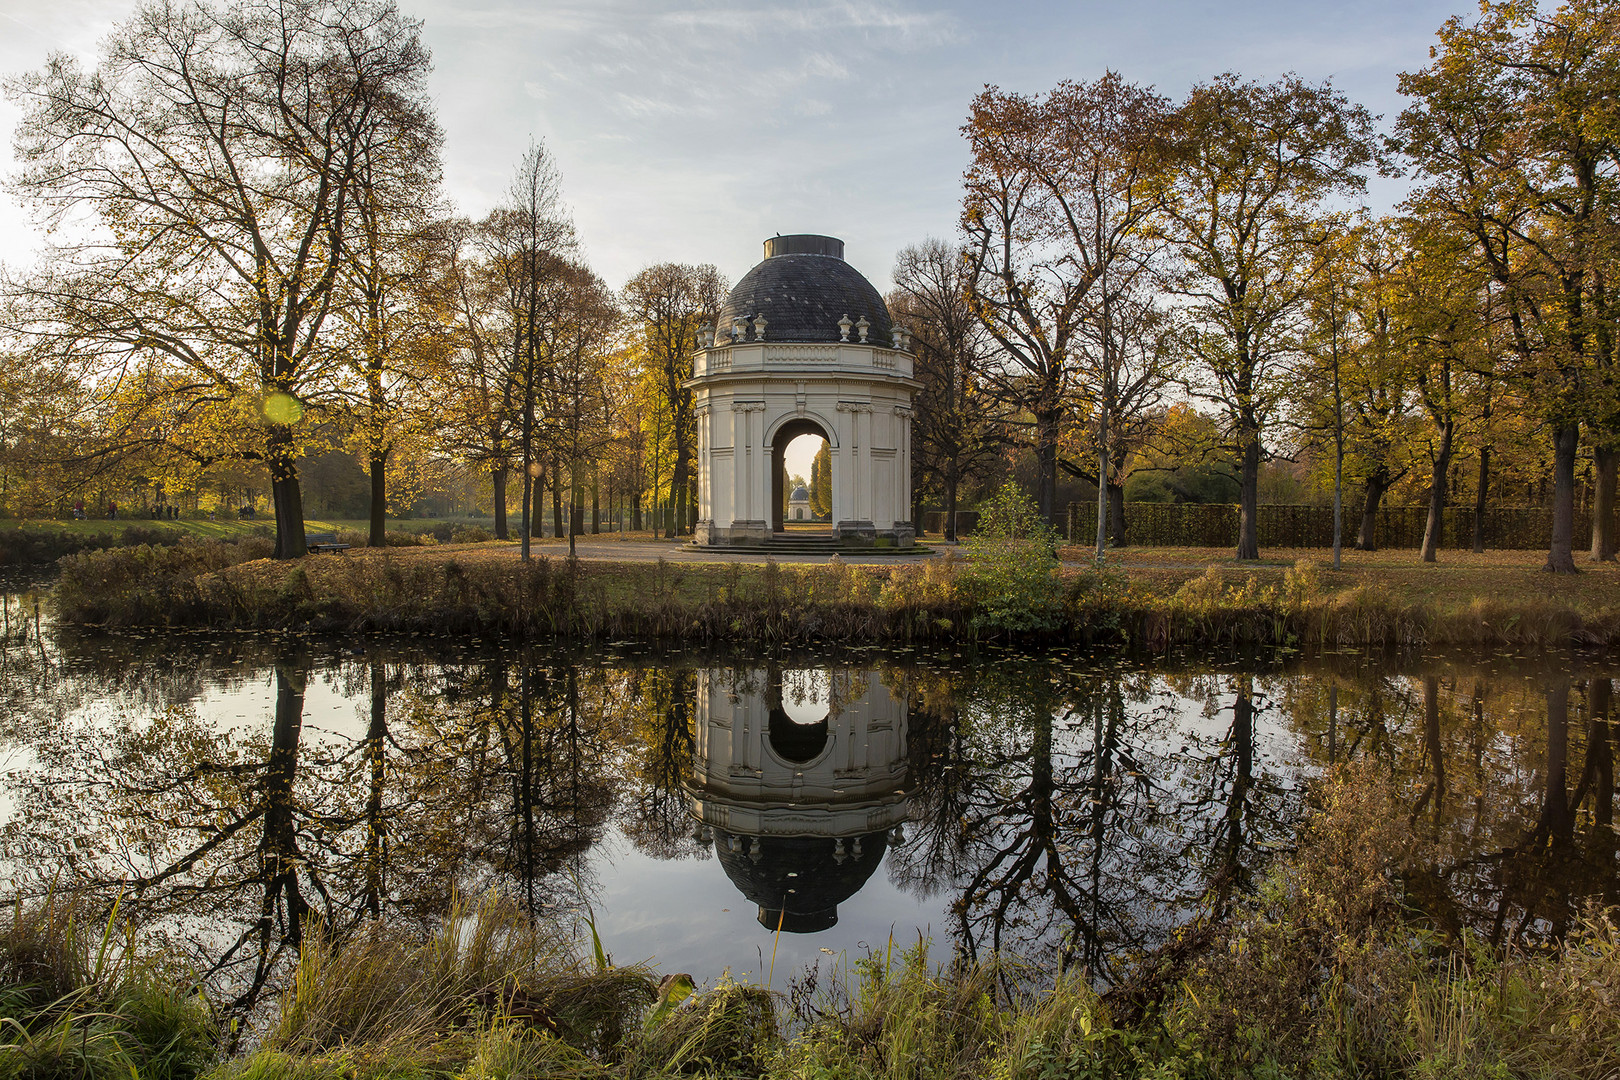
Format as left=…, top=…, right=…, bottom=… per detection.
left=960, top=483, right=1063, bottom=635
left=450, top=525, right=493, bottom=544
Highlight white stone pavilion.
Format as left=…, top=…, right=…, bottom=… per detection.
left=687, top=235, right=919, bottom=549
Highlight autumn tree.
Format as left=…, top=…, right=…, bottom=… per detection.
left=889, top=239, right=1002, bottom=541
left=1149, top=73, right=1377, bottom=560
left=1067, top=276, right=1178, bottom=555
left=481, top=144, right=576, bottom=559
left=330, top=100, right=447, bottom=546
left=4, top=0, right=436, bottom=558
left=1394, top=217, right=1490, bottom=563
left=1397, top=0, right=1620, bottom=570
left=539, top=261, right=619, bottom=557
left=621, top=263, right=726, bottom=538
left=433, top=218, right=520, bottom=538
left=961, top=73, right=1170, bottom=524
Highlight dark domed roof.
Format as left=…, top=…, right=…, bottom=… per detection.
left=718, top=235, right=892, bottom=346
left=714, top=829, right=889, bottom=934
left=790, top=485, right=810, bottom=501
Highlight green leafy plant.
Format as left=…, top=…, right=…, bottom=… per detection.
left=960, top=483, right=1064, bottom=634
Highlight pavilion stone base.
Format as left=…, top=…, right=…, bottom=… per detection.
left=834, top=520, right=915, bottom=549
left=695, top=519, right=771, bottom=547
left=693, top=519, right=916, bottom=550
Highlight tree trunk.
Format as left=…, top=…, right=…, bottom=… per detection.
left=570, top=467, right=584, bottom=538
left=262, top=658, right=309, bottom=944
left=591, top=469, right=600, bottom=535
left=551, top=462, right=563, bottom=539
left=1356, top=467, right=1389, bottom=551
left=1035, top=408, right=1060, bottom=523
left=1107, top=482, right=1126, bottom=547
left=1472, top=446, right=1489, bottom=554
left=1546, top=424, right=1580, bottom=574
left=520, top=472, right=532, bottom=560
left=1591, top=446, right=1617, bottom=562
left=1094, top=439, right=1109, bottom=560
left=1236, top=432, right=1260, bottom=560
left=492, top=467, right=509, bottom=540
left=671, top=445, right=691, bottom=538
left=632, top=493, right=642, bottom=532
left=944, top=475, right=959, bottom=542
left=1421, top=423, right=1454, bottom=563
left=368, top=447, right=388, bottom=548
left=268, top=427, right=308, bottom=560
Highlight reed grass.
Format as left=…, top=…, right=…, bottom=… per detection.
left=0, top=893, right=215, bottom=1080
left=50, top=543, right=1620, bottom=651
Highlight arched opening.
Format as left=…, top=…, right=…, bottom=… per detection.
left=767, top=668, right=831, bottom=764
left=771, top=420, right=831, bottom=534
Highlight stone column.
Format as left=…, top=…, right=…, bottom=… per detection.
left=729, top=401, right=768, bottom=542
left=834, top=402, right=856, bottom=533
left=895, top=405, right=914, bottom=528
left=695, top=404, right=712, bottom=527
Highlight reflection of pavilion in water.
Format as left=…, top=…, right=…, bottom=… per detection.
left=686, top=667, right=909, bottom=933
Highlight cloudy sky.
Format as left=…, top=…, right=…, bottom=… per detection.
left=1, top=0, right=1471, bottom=293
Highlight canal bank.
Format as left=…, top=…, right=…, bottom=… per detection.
left=47, top=539, right=1620, bottom=650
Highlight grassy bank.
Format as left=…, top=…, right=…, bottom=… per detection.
left=4, top=768, right=1615, bottom=1080
left=49, top=540, right=1620, bottom=650
left=0, top=517, right=504, bottom=565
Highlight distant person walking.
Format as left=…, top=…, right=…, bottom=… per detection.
left=108, top=500, right=117, bottom=520
left=73, top=498, right=84, bottom=520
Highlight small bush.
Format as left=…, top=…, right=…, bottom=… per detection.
left=960, top=483, right=1063, bottom=635
left=383, top=531, right=435, bottom=548
left=450, top=525, right=493, bottom=544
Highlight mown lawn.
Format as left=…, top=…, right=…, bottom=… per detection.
left=1065, top=543, right=1620, bottom=609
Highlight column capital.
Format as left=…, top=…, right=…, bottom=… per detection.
left=731, top=400, right=768, bottom=413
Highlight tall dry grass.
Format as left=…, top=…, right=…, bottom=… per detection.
left=50, top=544, right=1620, bottom=650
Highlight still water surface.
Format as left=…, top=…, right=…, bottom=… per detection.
left=0, top=576, right=1614, bottom=1022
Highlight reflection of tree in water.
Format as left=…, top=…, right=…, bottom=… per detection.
left=0, top=647, right=636, bottom=1025
left=1276, top=664, right=1617, bottom=946
left=619, top=668, right=706, bottom=861
left=894, top=661, right=1299, bottom=981
left=4, top=626, right=1615, bottom=1020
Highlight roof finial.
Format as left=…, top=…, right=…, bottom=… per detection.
left=837, top=314, right=852, bottom=342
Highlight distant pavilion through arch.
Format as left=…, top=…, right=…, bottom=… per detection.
left=686, top=234, right=918, bottom=550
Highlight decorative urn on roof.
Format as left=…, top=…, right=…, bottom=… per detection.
left=686, top=234, right=918, bottom=549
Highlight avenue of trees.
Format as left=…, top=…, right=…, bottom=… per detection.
left=1, top=0, right=1617, bottom=570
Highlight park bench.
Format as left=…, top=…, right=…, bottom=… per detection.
left=306, top=531, right=350, bottom=554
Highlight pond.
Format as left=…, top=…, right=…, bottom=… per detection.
left=0, top=573, right=1614, bottom=1025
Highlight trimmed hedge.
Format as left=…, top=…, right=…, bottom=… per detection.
left=1066, top=502, right=1597, bottom=550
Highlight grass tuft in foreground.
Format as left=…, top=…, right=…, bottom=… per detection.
left=0, top=893, right=215, bottom=1080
